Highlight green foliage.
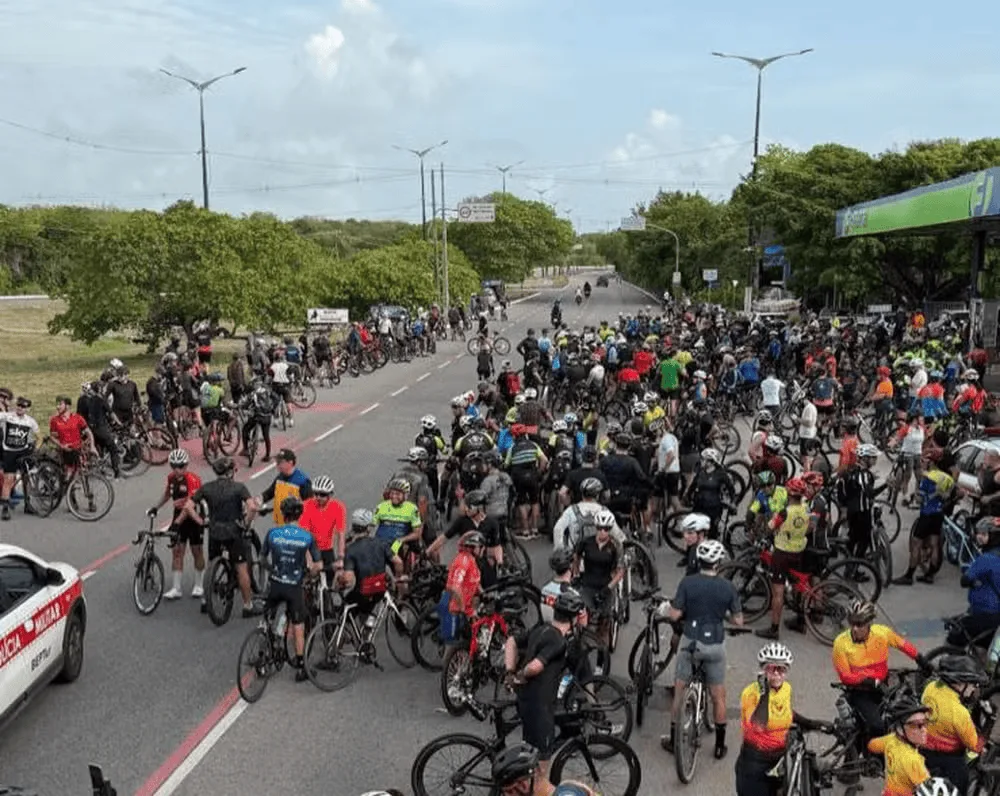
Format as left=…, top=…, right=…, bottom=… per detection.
left=288, top=217, right=417, bottom=258
left=447, top=192, right=573, bottom=282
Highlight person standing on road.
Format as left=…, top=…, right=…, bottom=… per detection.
left=258, top=448, right=312, bottom=526
left=836, top=443, right=883, bottom=560
left=867, top=693, right=934, bottom=796
left=240, top=382, right=274, bottom=463
left=77, top=381, right=121, bottom=479
left=148, top=448, right=204, bottom=600
left=50, top=394, right=93, bottom=475
left=662, top=539, right=742, bottom=759
left=0, top=396, right=38, bottom=520
left=299, top=475, right=347, bottom=572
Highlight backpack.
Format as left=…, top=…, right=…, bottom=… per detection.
left=199, top=381, right=214, bottom=409
left=568, top=504, right=597, bottom=548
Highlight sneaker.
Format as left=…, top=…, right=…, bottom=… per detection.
left=714, top=744, right=728, bottom=760
left=242, top=604, right=264, bottom=618
left=191, top=583, right=204, bottom=598
left=784, top=616, right=806, bottom=634
left=916, top=573, right=935, bottom=584
left=1, top=504, right=9, bottom=521
left=164, top=587, right=182, bottom=601
left=891, top=574, right=914, bottom=586
left=660, top=735, right=674, bottom=754
left=294, top=667, right=309, bottom=683
left=755, top=626, right=780, bottom=640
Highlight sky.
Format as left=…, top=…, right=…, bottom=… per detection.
left=0, top=0, right=996, bottom=232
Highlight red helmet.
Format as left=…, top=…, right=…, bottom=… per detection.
left=876, top=366, right=891, bottom=378
left=802, top=471, right=825, bottom=488
left=785, top=477, right=807, bottom=497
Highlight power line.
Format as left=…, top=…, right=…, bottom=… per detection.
left=0, top=117, right=192, bottom=157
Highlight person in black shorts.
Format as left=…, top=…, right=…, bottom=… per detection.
left=426, top=489, right=501, bottom=588
left=147, top=448, right=206, bottom=601
left=336, top=511, right=406, bottom=620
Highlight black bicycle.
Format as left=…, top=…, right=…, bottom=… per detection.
left=628, top=588, right=678, bottom=728
left=131, top=515, right=177, bottom=615
left=203, top=523, right=266, bottom=626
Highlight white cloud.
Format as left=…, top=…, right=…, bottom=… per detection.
left=305, top=25, right=346, bottom=78
left=649, top=109, right=679, bottom=131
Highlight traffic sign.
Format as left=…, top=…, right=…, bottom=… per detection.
left=867, top=304, right=893, bottom=315
left=702, top=269, right=718, bottom=283
left=307, top=308, right=349, bottom=325
left=620, top=215, right=646, bottom=231
left=672, top=271, right=681, bottom=285
left=457, top=202, right=496, bottom=223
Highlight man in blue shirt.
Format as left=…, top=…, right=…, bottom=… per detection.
left=262, top=495, right=321, bottom=681
left=951, top=518, right=1000, bottom=648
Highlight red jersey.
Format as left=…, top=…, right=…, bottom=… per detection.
left=633, top=350, right=655, bottom=375
left=447, top=550, right=481, bottom=616
left=49, top=412, right=88, bottom=450
left=300, top=497, right=347, bottom=551
left=617, top=367, right=640, bottom=384
left=168, top=471, right=202, bottom=511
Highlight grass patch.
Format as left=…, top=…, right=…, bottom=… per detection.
left=0, top=299, right=242, bottom=410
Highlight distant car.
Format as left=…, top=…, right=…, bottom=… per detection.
left=0, top=545, right=86, bottom=726
left=596, top=275, right=609, bottom=287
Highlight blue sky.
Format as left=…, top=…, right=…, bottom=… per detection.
left=0, top=0, right=994, bottom=231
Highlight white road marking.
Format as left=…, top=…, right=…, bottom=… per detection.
left=417, top=373, right=430, bottom=382
left=82, top=570, right=96, bottom=581
left=437, top=361, right=450, bottom=370
left=359, top=403, right=379, bottom=415
left=250, top=463, right=276, bottom=480
left=313, top=423, right=343, bottom=442
left=391, top=386, right=408, bottom=397
left=151, top=699, right=248, bottom=796
left=452, top=353, right=464, bottom=361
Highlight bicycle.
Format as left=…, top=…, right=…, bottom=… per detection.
left=131, top=516, right=177, bottom=615
left=236, top=600, right=292, bottom=703
left=62, top=448, right=116, bottom=522
left=674, top=626, right=752, bottom=783
left=200, top=405, right=241, bottom=465
left=302, top=580, right=417, bottom=692
left=203, top=523, right=266, bottom=626
left=628, top=588, right=677, bottom=728
left=467, top=332, right=511, bottom=356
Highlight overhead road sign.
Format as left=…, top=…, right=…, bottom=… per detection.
left=457, top=202, right=496, bottom=223
left=620, top=216, right=646, bottom=231
left=308, top=308, right=349, bottom=325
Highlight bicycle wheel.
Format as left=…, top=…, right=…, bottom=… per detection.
left=385, top=599, right=418, bottom=669
left=132, top=553, right=165, bottom=615
left=563, top=674, right=633, bottom=747
left=304, top=617, right=361, bottom=692
left=493, top=336, right=511, bottom=355
left=876, top=499, right=902, bottom=543
left=411, top=603, right=447, bottom=672
left=803, top=579, right=864, bottom=647
left=205, top=558, right=235, bottom=626
left=246, top=425, right=260, bottom=467
left=143, top=427, right=173, bottom=465
left=502, top=537, right=532, bottom=581
left=714, top=423, right=742, bottom=458
left=27, top=460, right=63, bottom=518
left=120, top=437, right=148, bottom=477
left=466, top=338, right=480, bottom=356
left=659, top=510, right=688, bottom=553
left=722, top=520, right=751, bottom=558
left=440, top=647, right=477, bottom=716
left=634, top=642, right=652, bottom=728
left=245, top=530, right=267, bottom=595
left=674, top=684, right=700, bottom=783
left=290, top=382, right=317, bottom=409
left=624, top=540, right=657, bottom=594
left=550, top=735, right=642, bottom=796
left=822, top=557, right=882, bottom=604
left=607, top=590, right=621, bottom=654
left=237, top=628, right=272, bottom=703
left=872, top=528, right=893, bottom=588
left=626, top=619, right=674, bottom=682
left=717, top=562, right=771, bottom=623
left=410, top=733, right=496, bottom=796
left=66, top=472, right=114, bottom=521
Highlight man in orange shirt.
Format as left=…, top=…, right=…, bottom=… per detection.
left=299, top=475, right=347, bottom=571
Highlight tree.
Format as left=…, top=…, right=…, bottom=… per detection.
left=447, top=193, right=573, bottom=282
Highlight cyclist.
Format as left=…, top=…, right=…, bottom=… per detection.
left=443, top=531, right=486, bottom=640
left=683, top=448, right=734, bottom=539
left=551, top=476, right=624, bottom=552
left=953, top=517, right=1000, bottom=647
left=893, top=456, right=954, bottom=585
left=663, top=539, right=742, bottom=759
left=373, top=477, right=423, bottom=556
left=921, top=655, right=987, bottom=794
left=832, top=600, right=928, bottom=740
left=240, top=381, right=274, bottom=462
left=678, top=512, right=711, bottom=575
left=427, top=490, right=501, bottom=587
left=572, top=508, right=622, bottom=648
left=261, top=495, right=321, bottom=682
left=336, top=508, right=406, bottom=628
left=148, top=449, right=205, bottom=600
left=268, top=348, right=294, bottom=427
left=299, top=475, right=347, bottom=572
left=837, top=443, right=883, bottom=560
left=867, top=692, right=933, bottom=796
left=540, top=548, right=579, bottom=623
left=415, top=414, right=446, bottom=499
left=503, top=589, right=583, bottom=792
left=757, top=476, right=810, bottom=640
left=506, top=424, right=548, bottom=540
left=258, top=448, right=312, bottom=526
left=49, top=394, right=93, bottom=475
left=191, top=456, right=261, bottom=618
left=0, top=396, right=39, bottom=519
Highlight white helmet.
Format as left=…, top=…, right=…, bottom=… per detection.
left=351, top=508, right=374, bottom=528
left=313, top=475, right=335, bottom=495
left=450, top=395, right=465, bottom=408
left=643, top=391, right=659, bottom=404
left=407, top=446, right=429, bottom=463
left=963, top=369, right=979, bottom=381
left=168, top=448, right=189, bottom=467
left=551, top=419, right=568, bottom=433
left=680, top=513, right=712, bottom=534
left=514, top=394, right=527, bottom=405
left=632, top=401, right=648, bottom=416
left=420, top=414, right=437, bottom=430
left=758, top=642, right=794, bottom=666
left=109, top=357, right=124, bottom=370
left=524, top=387, right=538, bottom=400
left=701, top=448, right=723, bottom=466
left=757, top=409, right=773, bottom=424
left=915, top=779, right=959, bottom=796
left=764, top=435, right=784, bottom=452
left=695, top=539, right=727, bottom=566
left=857, top=443, right=880, bottom=459
left=911, top=358, right=924, bottom=368
left=693, top=370, right=707, bottom=379
left=594, top=509, right=615, bottom=529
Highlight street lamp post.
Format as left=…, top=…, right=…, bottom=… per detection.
left=160, top=66, right=247, bottom=210
left=495, top=161, right=524, bottom=194
left=711, top=48, right=813, bottom=294
left=393, top=140, right=448, bottom=239
left=532, top=187, right=550, bottom=204
left=620, top=217, right=680, bottom=290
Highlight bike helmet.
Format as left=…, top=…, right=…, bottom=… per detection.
left=450, top=395, right=464, bottom=408
left=386, top=477, right=411, bottom=495
left=524, top=387, right=538, bottom=400
left=763, top=435, right=784, bottom=452
left=549, top=548, right=575, bottom=574
left=552, top=419, right=568, bottom=433
left=552, top=786, right=595, bottom=796
left=758, top=642, right=794, bottom=666
left=848, top=599, right=877, bottom=625
left=458, top=415, right=473, bottom=431
left=464, top=489, right=488, bottom=508
left=605, top=421, right=622, bottom=437
left=514, top=394, right=527, bottom=405
left=563, top=412, right=578, bottom=426
left=491, top=743, right=539, bottom=787
left=693, top=369, right=707, bottom=380
left=460, top=530, right=486, bottom=548
left=280, top=496, right=304, bottom=522
left=755, top=470, right=775, bottom=486
left=857, top=444, right=880, bottom=459
left=594, top=509, right=615, bottom=529
left=802, top=471, right=825, bottom=489
left=553, top=589, right=586, bottom=619
left=407, top=446, right=429, bottom=463
left=212, top=455, right=235, bottom=476
left=168, top=448, right=190, bottom=467
left=680, top=513, right=711, bottom=534
left=915, top=779, right=959, bottom=796
left=351, top=508, right=373, bottom=529
left=785, top=477, right=807, bottom=497
left=963, top=369, right=980, bottom=381
left=312, top=475, right=335, bottom=495
left=701, top=448, right=723, bottom=467
left=420, top=414, right=437, bottom=430
left=756, top=409, right=773, bottom=425
left=643, top=391, right=659, bottom=404
left=580, top=477, right=604, bottom=499
left=975, top=516, right=1000, bottom=535
left=935, top=655, right=989, bottom=687
left=696, top=539, right=727, bottom=566
left=881, top=691, right=930, bottom=731
left=632, top=401, right=648, bottom=416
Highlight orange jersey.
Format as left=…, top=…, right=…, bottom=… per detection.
left=874, top=379, right=894, bottom=400
left=833, top=625, right=917, bottom=686
left=740, top=680, right=793, bottom=754
left=868, top=733, right=929, bottom=796
left=921, top=680, right=983, bottom=754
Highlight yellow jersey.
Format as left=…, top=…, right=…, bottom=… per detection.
left=740, top=680, right=793, bottom=754
left=867, top=733, right=929, bottom=796
left=773, top=502, right=810, bottom=553
left=643, top=405, right=666, bottom=430
left=922, top=680, right=982, bottom=754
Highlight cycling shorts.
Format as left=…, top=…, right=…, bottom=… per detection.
left=170, top=515, right=204, bottom=547
left=265, top=581, right=307, bottom=624
left=770, top=549, right=804, bottom=583
left=208, top=535, right=248, bottom=564
left=510, top=468, right=541, bottom=504
left=1, top=449, right=31, bottom=475
left=675, top=640, right=726, bottom=686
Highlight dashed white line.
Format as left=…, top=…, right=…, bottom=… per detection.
left=391, top=386, right=408, bottom=397
left=452, top=353, right=464, bottom=362
left=359, top=402, right=379, bottom=415
left=417, top=372, right=430, bottom=382
left=82, top=570, right=96, bottom=581
left=250, top=462, right=276, bottom=480
left=438, top=361, right=450, bottom=370
left=313, top=423, right=343, bottom=442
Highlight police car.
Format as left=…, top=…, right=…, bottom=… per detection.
left=0, top=544, right=86, bottom=726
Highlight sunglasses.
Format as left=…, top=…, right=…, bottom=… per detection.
left=170, top=463, right=186, bottom=469
left=764, top=664, right=788, bottom=676
left=905, top=718, right=929, bottom=730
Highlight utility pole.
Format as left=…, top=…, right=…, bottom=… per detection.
left=160, top=66, right=247, bottom=210
left=440, top=163, right=449, bottom=307
left=430, top=170, right=439, bottom=296
left=392, top=140, right=448, bottom=239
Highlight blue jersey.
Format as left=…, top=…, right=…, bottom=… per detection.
left=496, top=427, right=513, bottom=455
left=966, top=551, right=1000, bottom=614
left=285, top=345, right=302, bottom=364
left=738, top=359, right=760, bottom=384
left=263, top=524, right=319, bottom=586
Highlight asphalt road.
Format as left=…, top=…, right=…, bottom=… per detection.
left=0, top=277, right=969, bottom=796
